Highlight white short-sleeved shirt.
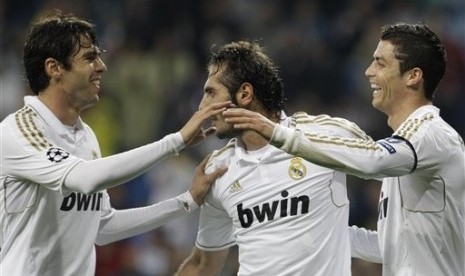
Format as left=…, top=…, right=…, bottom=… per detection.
left=0, top=96, right=111, bottom=276
left=196, top=112, right=369, bottom=276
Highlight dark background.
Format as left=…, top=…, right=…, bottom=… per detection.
left=1, top=0, right=463, bottom=275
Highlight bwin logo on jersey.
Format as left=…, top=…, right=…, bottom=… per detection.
left=60, top=192, right=104, bottom=211
left=237, top=190, right=310, bottom=228
left=46, top=147, right=70, bottom=163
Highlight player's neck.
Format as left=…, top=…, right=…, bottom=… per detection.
left=240, top=130, right=270, bottom=151
left=38, top=91, right=80, bottom=126
left=387, top=100, right=432, bottom=131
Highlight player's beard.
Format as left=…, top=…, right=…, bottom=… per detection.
left=216, top=127, right=239, bottom=139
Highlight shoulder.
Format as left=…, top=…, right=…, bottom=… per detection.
left=290, top=112, right=370, bottom=139
left=1, top=106, right=53, bottom=153
left=81, top=121, right=99, bottom=142
left=395, top=111, right=436, bottom=140
left=210, top=139, right=236, bottom=160
left=399, top=111, right=461, bottom=147
left=205, top=139, right=236, bottom=173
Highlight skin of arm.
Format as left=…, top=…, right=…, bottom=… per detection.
left=175, top=247, right=230, bottom=276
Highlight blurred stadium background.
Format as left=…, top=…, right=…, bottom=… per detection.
left=1, top=0, right=464, bottom=275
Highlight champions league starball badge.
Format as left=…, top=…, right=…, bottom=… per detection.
left=288, top=157, right=307, bottom=180
left=46, top=147, right=70, bottom=163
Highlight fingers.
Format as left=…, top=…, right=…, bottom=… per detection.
left=195, top=154, right=227, bottom=180
left=190, top=155, right=227, bottom=205
left=223, top=108, right=255, bottom=126
left=208, top=166, right=228, bottom=180
left=223, top=108, right=275, bottom=139
left=222, top=107, right=248, bottom=117
left=201, top=101, right=234, bottom=118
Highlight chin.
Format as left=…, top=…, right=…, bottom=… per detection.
left=216, top=132, right=232, bottom=139
left=216, top=129, right=236, bottom=139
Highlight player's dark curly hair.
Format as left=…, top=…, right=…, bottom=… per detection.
left=207, top=40, right=286, bottom=118
left=23, top=9, right=99, bottom=94
left=380, top=22, right=446, bottom=100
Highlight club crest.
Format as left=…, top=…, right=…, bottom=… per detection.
left=288, top=157, right=306, bottom=180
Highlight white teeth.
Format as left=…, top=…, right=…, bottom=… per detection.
left=371, top=84, right=381, bottom=92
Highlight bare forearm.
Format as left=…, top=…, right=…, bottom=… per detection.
left=176, top=248, right=229, bottom=276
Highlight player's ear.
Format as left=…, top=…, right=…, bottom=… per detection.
left=235, top=82, right=254, bottom=107
left=44, top=58, right=63, bottom=81
left=405, top=67, right=423, bottom=90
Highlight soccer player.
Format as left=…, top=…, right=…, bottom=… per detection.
left=0, top=10, right=229, bottom=276
left=223, top=23, right=465, bottom=275
left=175, top=41, right=370, bottom=276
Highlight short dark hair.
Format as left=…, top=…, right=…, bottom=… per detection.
left=380, top=22, right=446, bottom=100
left=208, top=40, right=285, bottom=117
left=23, top=9, right=99, bottom=94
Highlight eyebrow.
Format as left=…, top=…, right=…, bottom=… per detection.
left=81, top=47, right=104, bottom=59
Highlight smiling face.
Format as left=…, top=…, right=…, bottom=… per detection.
left=199, top=65, right=239, bottom=139
left=60, top=36, right=107, bottom=112
left=365, top=40, right=409, bottom=115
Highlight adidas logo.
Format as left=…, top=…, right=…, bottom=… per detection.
left=229, top=180, right=243, bottom=193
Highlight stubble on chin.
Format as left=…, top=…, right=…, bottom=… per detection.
left=215, top=128, right=238, bottom=140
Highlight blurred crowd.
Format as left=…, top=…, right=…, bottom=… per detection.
left=1, top=0, right=464, bottom=275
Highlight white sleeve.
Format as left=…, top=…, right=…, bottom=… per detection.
left=95, top=191, right=197, bottom=245
left=349, top=225, right=382, bottom=263
left=270, top=124, right=417, bottom=179
left=64, top=132, right=185, bottom=194
left=196, top=196, right=236, bottom=251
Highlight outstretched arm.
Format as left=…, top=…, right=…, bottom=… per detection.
left=95, top=155, right=227, bottom=245
left=64, top=101, right=232, bottom=194
left=176, top=247, right=230, bottom=276
left=223, top=108, right=416, bottom=179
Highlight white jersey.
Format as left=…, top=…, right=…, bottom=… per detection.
left=0, top=96, right=195, bottom=276
left=271, top=105, right=465, bottom=276
left=1, top=96, right=108, bottom=275
left=196, top=112, right=369, bottom=276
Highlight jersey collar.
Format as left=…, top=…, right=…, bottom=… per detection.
left=234, top=111, right=290, bottom=164
left=24, top=96, right=85, bottom=138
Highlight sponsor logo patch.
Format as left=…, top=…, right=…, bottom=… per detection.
left=378, top=141, right=396, bottom=154
left=46, top=147, right=70, bottom=163
left=229, top=180, right=243, bottom=193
